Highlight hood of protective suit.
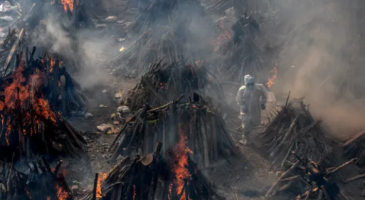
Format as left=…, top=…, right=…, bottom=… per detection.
left=244, top=74, right=254, bottom=85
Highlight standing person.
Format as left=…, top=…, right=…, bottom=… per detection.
left=236, top=74, right=267, bottom=144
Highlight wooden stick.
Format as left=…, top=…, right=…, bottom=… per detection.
left=3, top=28, right=24, bottom=77
left=265, top=161, right=299, bottom=198
left=327, top=158, right=357, bottom=175
left=92, top=173, right=99, bottom=200
left=344, top=173, right=365, bottom=183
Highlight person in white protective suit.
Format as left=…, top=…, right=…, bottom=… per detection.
left=236, top=74, right=267, bottom=144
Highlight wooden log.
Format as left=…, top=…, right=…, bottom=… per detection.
left=344, top=173, right=365, bottom=182
left=344, top=129, right=365, bottom=147
left=3, top=28, right=24, bottom=77
left=92, top=173, right=98, bottom=200
left=265, top=161, right=300, bottom=198
left=326, top=158, right=356, bottom=175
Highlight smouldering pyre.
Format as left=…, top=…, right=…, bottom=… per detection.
left=0, top=158, right=72, bottom=200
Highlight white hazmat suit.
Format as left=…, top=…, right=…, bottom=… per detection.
left=236, top=75, right=267, bottom=133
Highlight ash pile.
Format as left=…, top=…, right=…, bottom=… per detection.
left=110, top=59, right=238, bottom=168
left=108, top=0, right=215, bottom=77
left=82, top=142, right=225, bottom=200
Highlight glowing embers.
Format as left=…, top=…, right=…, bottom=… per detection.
left=213, top=31, right=232, bottom=56
left=96, top=173, right=108, bottom=198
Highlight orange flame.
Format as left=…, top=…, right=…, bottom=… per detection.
left=267, top=67, right=277, bottom=88
left=1, top=65, right=57, bottom=122
left=60, top=0, right=73, bottom=12
left=214, top=31, right=232, bottom=56
left=56, top=185, right=69, bottom=200
left=133, top=185, right=136, bottom=200
left=168, top=124, right=192, bottom=200
left=50, top=58, right=55, bottom=73
left=96, top=173, right=108, bottom=198
left=0, top=63, right=57, bottom=146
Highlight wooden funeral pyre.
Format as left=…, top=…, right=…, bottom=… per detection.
left=83, top=142, right=224, bottom=200
left=5, top=45, right=88, bottom=116
left=260, top=97, right=339, bottom=169
left=265, top=152, right=355, bottom=200
left=216, top=15, right=276, bottom=83
left=124, top=59, right=224, bottom=111
left=109, top=20, right=209, bottom=77
left=0, top=54, right=87, bottom=161
left=109, top=0, right=210, bottom=77
left=128, top=0, right=205, bottom=35
left=0, top=157, right=72, bottom=200
left=110, top=92, right=239, bottom=168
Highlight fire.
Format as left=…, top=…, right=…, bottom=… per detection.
left=168, top=124, right=192, bottom=200
left=214, top=31, right=232, bottom=56
left=133, top=185, right=136, bottom=200
left=56, top=184, right=69, bottom=200
left=0, top=65, right=56, bottom=123
left=50, top=58, right=55, bottom=73
left=96, top=172, right=108, bottom=198
left=60, top=0, right=73, bottom=12
left=0, top=62, right=57, bottom=147
left=267, top=67, right=277, bottom=88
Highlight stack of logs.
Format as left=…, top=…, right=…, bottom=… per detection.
left=266, top=152, right=355, bottom=200
left=110, top=94, right=239, bottom=168
left=0, top=157, right=72, bottom=200
left=123, top=59, right=224, bottom=112
left=260, top=97, right=339, bottom=170
left=83, top=142, right=224, bottom=200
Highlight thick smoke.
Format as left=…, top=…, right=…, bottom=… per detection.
left=272, top=0, right=365, bottom=139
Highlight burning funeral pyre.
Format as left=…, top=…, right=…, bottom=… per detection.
left=110, top=92, right=239, bottom=168
left=260, top=97, right=339, bottom=170
left=82, top=142, right=224, bottom=200
left=123, top=59, right=224, bottom=111
left=0, top=157, right=72, bottom=200
left=0, top=48, right=87, bottom=161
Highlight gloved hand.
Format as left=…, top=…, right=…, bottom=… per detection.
left=261, top=104, right=266, bottom=110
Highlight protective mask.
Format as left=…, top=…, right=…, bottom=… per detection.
left=247, top=83, right=254, bottom=90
